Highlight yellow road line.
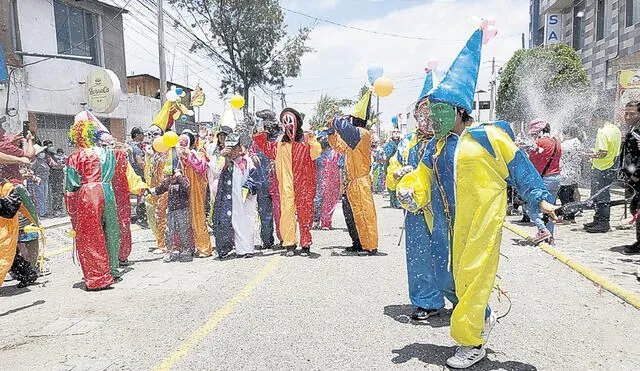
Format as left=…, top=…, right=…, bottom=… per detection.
left=154, top=255, right=284, bottom=371
left=503, top=222, right=640, bottom=310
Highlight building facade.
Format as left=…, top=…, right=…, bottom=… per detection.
left=0, top=0, right=164, bottom=151
left=530, top=0, right=640, bottom=91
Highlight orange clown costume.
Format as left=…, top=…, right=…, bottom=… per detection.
left=178, top=130, right=212, bottom=257
left=253, top=108, right=321, bottom=255
left=326, top=91, right=379, bottom=253
left=0, top=183, right=39, bottom=285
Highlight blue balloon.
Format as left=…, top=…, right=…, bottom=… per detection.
left=175, top=87, right=184, bottom=95
left=391, top=116, right=399, bottom=125
left=367, top=64, right=384, bottom=84
left=181, top=115, right=188, bottom=121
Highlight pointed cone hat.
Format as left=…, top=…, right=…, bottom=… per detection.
left=417, top=69, right=439, bottom=103
left=427, top=29, right=483, bottom=113
left=219, top=104, right=237, bottom=130
left=351, top=89, right=371, bottom=120
left=152, top=101, right=173, bottom=132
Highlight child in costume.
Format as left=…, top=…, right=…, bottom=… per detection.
left=144, top=124, right=169, bottom=254
left=326, top=91, right=379, bottom=256
left=151, top=167, right=192, bottom=263
left=212, top=133, right=261, bottom=259
left=398, top=26, right=556, bottom=368
left=318, top=139, right=342, bottom=230
left=253, top=108, right=321, bottom=257
left=65, top=114, right=120, bottom=290
left=178, top=130, right=212, bottom=258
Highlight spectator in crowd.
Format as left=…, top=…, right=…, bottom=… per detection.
left=620, top=101, right=640, bottom=254
left=527, top=119, right=562, bottom=244
left=43, top=140, right=65, bottom=217
left=128, top=126, right=148, bottom=228
left=31, top=144, right=50, bottom=218
left=558, top=126, right=584, bottom=223
left=584, top=108, right=621, bottom=233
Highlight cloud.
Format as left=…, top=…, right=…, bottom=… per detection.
left=315, top=0, right=340, bottom=9
left=284, top=0, right=528, bottom=122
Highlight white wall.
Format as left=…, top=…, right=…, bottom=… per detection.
left=124, top=94, right=161, bottom=136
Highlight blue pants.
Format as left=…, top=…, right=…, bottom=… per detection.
left=257, top=188, right=275, bottom=248
left=33, top=178, right=49, bottom=217
left=591, top=168, right=615, bottom=223
left=405, top=212, right=449, bottom=310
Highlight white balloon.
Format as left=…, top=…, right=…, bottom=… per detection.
left=187, top=110, right=195, bottom=116
left=166, top=91, right=178, bottom=102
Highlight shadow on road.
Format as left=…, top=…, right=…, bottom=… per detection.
left=383, top=304, right=451, bottom=328
left=0, top=300, right=45, bottom=317
left=391, top=343, right=537, bottom=370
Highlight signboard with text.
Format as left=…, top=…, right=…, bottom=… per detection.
left=544, top=14, right=562, bottom=45
left=85, top=68, right=121, bottom=114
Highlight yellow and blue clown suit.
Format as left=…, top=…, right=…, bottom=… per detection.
left=450, top=120, right=552, bottom=346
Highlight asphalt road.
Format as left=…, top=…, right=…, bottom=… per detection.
left=1, top=195, right=639, bottom=370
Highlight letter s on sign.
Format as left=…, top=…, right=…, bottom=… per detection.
left=549, top=15, right=558, bottom=25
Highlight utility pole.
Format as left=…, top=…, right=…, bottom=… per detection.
left=158, top=0, right=167, bottom=104
left=521, top=33, right=526, bottom=49
left=490, top=57, right=496, bottom=121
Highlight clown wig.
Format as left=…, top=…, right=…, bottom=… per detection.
left=68, top=119, right=104, bottom=149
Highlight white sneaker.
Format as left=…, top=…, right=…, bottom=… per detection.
left=481, top=311, right=497, bottom=342
left=446, top=346, right=487, bottom=369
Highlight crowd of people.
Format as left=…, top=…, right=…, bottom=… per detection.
left=2, top=23, right=640, bottom=370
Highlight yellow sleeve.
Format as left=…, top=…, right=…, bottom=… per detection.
left=386, top=156, right=402, bottom=191
left=396, top=162, right=433, bottom=212
left=309, top=136, right=322, bottom=160
left=328, top=133, right=349, bottom=155
left=126, top=163, right=148, bottom=195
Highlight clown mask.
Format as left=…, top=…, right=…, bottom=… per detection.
left=429, top=102, right=457, bottom=140
left=147, top=125, right=163, bottom=141
left=415, top=98, right=434, bottom=139
left=281, top=110, right=298, bottom=141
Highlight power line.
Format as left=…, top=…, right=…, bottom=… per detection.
left=282, top=7, right=466, bottom=42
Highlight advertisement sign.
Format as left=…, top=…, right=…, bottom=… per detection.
left=544, top=14, right=562, bottom=45
left=85, top=68, right=121, bottom=114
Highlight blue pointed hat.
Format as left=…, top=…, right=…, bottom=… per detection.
left=427, top=29, right=483, bottom=113
left=417, top=69, right=439, bottom=102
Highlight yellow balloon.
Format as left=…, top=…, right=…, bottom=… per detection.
left=153, top=136, right=169, bottom=153
left=163, top=131, right=180, bottom=148
left=230, top=94, right=245, bottom=109
left=374, top=77, right=394, bottom=97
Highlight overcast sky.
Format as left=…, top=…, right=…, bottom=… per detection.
left=117, top=0, right=529, bottom=124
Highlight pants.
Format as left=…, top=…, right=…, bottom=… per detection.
left=346, top=176, right=378, bottom=250
left=257, top=189, right=275, bottom=248
left=389, top=189, right=400, bottom=208
left=151, top=193, right=168, bottom=251
left=270, top=187, right=282, bottom=243
left=165, top=208, right=191, bottom=252
left=49, top=171, right=65, bottom=215
left=33, top=179, right=49, bottom=217
left=630, top=189, right=640, bottom=243
left=114, top=187, right=133, bottom=263
left=136, top=196, right=147, bottom=226
left=280, top=187, right=314, bottom=248
left=591, top=168, right=615, bottom=223
left=341, top=193, right=361, bottom=247
left=558, top=184, right=579, bottom=220
left=529, top=174, right=561, bottom=233
left=320, top=178, right=341, bottom=229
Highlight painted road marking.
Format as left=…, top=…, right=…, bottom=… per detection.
left=154, top=255, right=284, bottom=370
left=504, top=222, right=640, bottom=310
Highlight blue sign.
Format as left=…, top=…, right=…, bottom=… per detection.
left=0, top=44, right=8, bottom=83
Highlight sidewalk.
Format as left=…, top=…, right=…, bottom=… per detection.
left=40, top=215, right=71, bottom=229
left=507, top=189, right=640, bottom=299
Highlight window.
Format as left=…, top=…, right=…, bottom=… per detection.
left=628, top=0, right=640, bottom=26
left=8, top=0, right=21, bottom=51
left=573, top=2, right=586, bottom=50
left=596, top=0, right=612, bottom=41
left=53, top=0, right=101, bottom=66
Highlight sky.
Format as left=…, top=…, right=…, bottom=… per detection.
left=117, top=0, right=530, bottom=125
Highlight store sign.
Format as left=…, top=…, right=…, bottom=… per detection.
left=544, top=14, right=562, bottom=45
left=85, top=68, right=121, bottom=113
left=615, top=70, right=640, bottom=124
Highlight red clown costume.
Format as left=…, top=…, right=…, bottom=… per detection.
left=253, top=108, right=321, bottom=256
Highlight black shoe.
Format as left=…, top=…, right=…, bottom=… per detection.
left=119, top=259, right=132, bottom=266
left=345, top=244, right=363, bottom=252
left=585, top=223, right=610, bottom=233
left=217, top=251, right=232, bottom=260
left=272, top=244, right=284, bottom=251
left=411, top=307, right=439, bottom=320
left=623, top=243, right=640, bottom=255
left=358, top=249, right=378, bottom=256
left=244, top=253, right=254, bottom=259
left=300, top=247, right=310, bottom=257
left=519, top=215, right=530, bottom=223
left=583, top=221, right=597, bottom=229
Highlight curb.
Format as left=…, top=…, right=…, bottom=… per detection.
left=503, top=222, right=640, bottom=310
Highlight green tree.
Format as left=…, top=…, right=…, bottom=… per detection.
left=310, top=94, right=355, bottom=129
left=496, top=43, right=591, bottom=124
left=169, top=0, right=313, bottom=106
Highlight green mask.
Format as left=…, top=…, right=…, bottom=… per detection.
left=429, top=102, right=456, bottom=139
